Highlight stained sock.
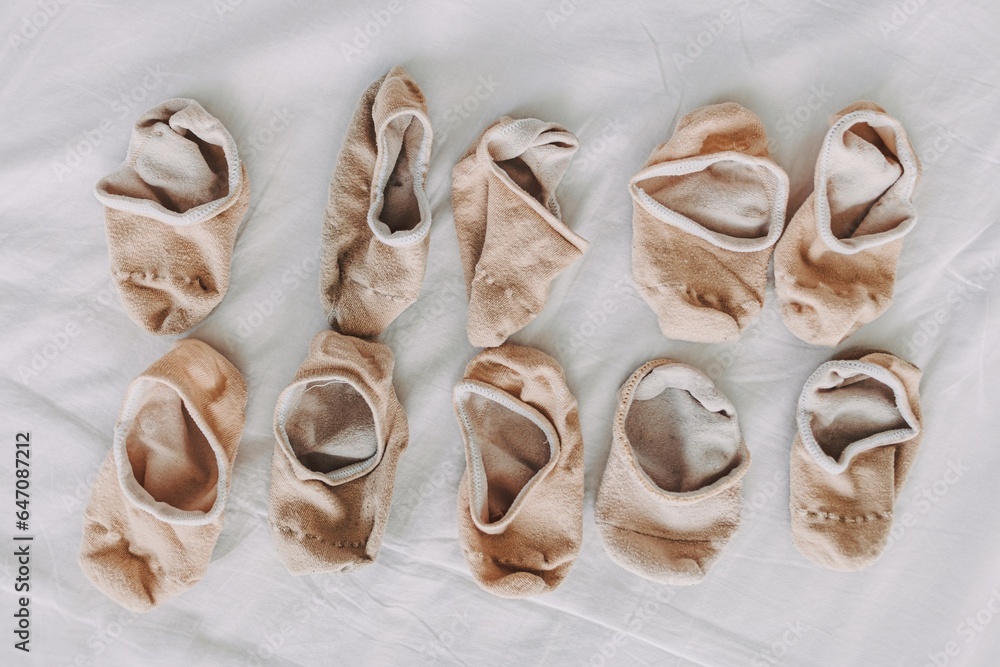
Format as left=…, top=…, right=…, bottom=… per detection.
left=94, top=98, right=250, bottom=335
left=630, top=102, right=788, bottom=343
left=452, top=344, right=583, bottom=597
left=320, top=66, right=433, bottom=337
left=79, top=339, right=247, bottom=611
left=774, top=101, right=921, bottom=346
left=452, top=117, right=589, bottom=348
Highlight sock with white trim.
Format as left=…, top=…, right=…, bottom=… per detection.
left=790, top=351, right=922, bottom=571
left=79, top=339, right=247, bottom=612
left=268, top=330, right=409, bottom=574
left=595, top=360, right=750, bottom=585
left=95, top=98, right=251, bottom=335
left=774, top=102, right=921, bottom=346
left=452, top=117, right=589, bottom=348
left=452, top=344, right=584, bottom=597
left=630, top=102, right=788, bottom=343
left=320, top=66, right=434, bottom=337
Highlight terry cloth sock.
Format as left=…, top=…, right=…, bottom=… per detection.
left=319, top=66, right=433, bottom=338
left=790, top=351, right=922, bottom=571
left=79, top=339, right=247, bottom=612
left=268, top=330, right=408, bottom=574
left=94, top=98, right=251, bottom=336
left=630, top=103, right=789, bottom=343
left=774, top=102, right=921, bottom=346
left=452, top=344, right=583, bottom=597
left=595, top=360, right=750, bottom=585
left=452, top=117, right=589, bottom=348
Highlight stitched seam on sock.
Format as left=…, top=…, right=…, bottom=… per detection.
left=344, top=276, right=412, bottom=302
left=274, top=525, right=365, bottom=548
left=115, top=270, right=206, bottom=286
left=595, top=519, right=720, bottom=543
left=793, top=508, right=893, bottom=523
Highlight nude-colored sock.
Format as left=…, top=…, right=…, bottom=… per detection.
left=320, top=66, right=433, bottom=338
left=452, top=344, right=583, bottom=597
left=79, top=339, right=247, bottom=612
left=790, top=351, right=922, bottom=571
left=630, top=103, right=788, bottom=343
left=452, top=117, right=589, bottom=348
left=774, top=102, right=921, bottom=346
left=595, top=360, right=750, bottom=585
left=94, top=98, right=251, bottom=335
left=268, top=330, right=408, bottom=574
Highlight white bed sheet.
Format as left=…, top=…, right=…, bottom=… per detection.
left=2, top=1, right=1000, bottom=665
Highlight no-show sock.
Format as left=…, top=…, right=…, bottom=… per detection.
left=268, top=330, right=409, bottom=574
left=452, top=344, right=584, bottom=597
left=320, top=66, right=434, bottom=338
left=79, top=339, right=247, bottom=611
left=790, top=351, right=922, bottom=571
left=94, top=98, right=250, bottom=335
left=774, top=101, right=921, bottom=346
left=452, top=117, right=589, bottom=348
left=596, top=360, right=750, bottom=585
left=630, top=102, right=788, bottom=343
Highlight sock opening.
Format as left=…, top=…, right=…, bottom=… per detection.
left=456, top=386, right=555, bottom=526
left=824, top=119, right=911, bottom=241
left=497, top=156, right=546, bottom=204
left=283, top=379, right=378, bottom=478
left=377, top=113, right=427, bottom=233
left=805, top=373, right=907, bottom=463
left=625, top=365, right=743, bottom=493
left=636, top=161, right=780, bottom=240
left=123, top=380, right=219, bottom=513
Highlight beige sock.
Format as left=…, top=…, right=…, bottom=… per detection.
left=79, top=339, right=247, bottom=611
left=95, top=98, right=251, bottom=335
left=452, top=117, right=589, bottom=348
left=631, top=103, right=788, bottom=343
left=268, top=330, right=408, bottom=574
left=790, top=351, right=922, bottom=571
left=595, top=360, right=750, bottom=585
left=320, top=66, right=433, bottom=338
left=452, top=344, right=583, bottom=597
left=774, top=102, right=921, bottom=346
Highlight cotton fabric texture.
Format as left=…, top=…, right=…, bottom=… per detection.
left=774, top=101, right=921, bottom=346
left=319, top=66, right=433, bottom=338
left=452, top=117, right=589, bottom=348
left=452, top=344, right=584, bottom=597
left=630, top=103, right=788, bottom=343
left=268, top=330, right=409, bottom=574
left=94, top=98, right=250, bottom=335
left=596, top=360, right=750, bottom=585
left=790, top=351, right=922, bottom=571
left=79, top=339, right=247, bottom=612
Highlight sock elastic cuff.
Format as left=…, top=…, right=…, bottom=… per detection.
left=95, top=98, right=244, bottom=226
